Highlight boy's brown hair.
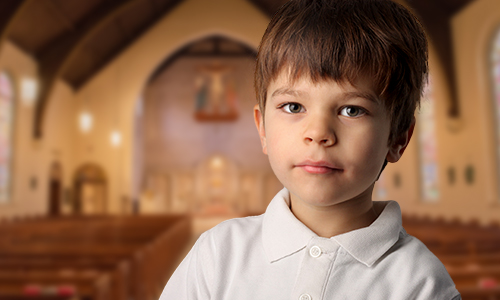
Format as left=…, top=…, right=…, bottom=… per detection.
left=255, top=0, right=428, bottom=147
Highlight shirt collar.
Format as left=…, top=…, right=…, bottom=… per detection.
left=262, top=187, right=403, bottom=267
left=262, top=188, right=317, bottom=263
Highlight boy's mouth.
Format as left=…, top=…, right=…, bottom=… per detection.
left=295, top=160, right=343, bottom=174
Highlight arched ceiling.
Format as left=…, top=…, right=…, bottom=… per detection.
left=0, top=0, right=475, bottom=138
left=147, top=35, right=257, bottom=84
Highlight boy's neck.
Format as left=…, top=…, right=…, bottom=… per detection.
left=289, top=186, right=380, bottom=238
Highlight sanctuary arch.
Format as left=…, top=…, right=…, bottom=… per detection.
left=137, top=33, right=279, bottom=217
left=73, top=0, right=270, bottom=212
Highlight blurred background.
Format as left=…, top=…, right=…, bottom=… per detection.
left=0, top=0, right=499, bottom=299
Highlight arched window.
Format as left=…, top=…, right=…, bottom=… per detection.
left=0, top=72, right=15, bottom=203
left=418, top=76, right=439, bottom=201
left=492, top=28, right=500, bottom=195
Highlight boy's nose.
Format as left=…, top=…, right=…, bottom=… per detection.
left=303, top=118, right=336, bottom=147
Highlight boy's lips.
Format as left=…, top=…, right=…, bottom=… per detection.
left=295, top=160, right=343, bottom=174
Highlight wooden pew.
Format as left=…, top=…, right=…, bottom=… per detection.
left=403, top=215, right=500, bottom=300
left=0, top=214, right=192, bottom=300
left=458, top=287, right=500, bottom=300
left=0, top=257, right=129, bottom=300
left=0, top=270, right=112, bottom=300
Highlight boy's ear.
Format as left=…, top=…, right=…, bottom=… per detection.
left=386, top=116, right=416, bottom=163
left=253, top=104, right=268, bottom=155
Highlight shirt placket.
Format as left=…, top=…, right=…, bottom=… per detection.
left=291, top=237, right=340, bottom=300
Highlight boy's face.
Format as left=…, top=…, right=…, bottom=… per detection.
left=254, top=71, right=414, bottom=209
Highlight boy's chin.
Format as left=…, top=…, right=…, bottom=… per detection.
left=290, top=185, right=374, bottom=207
left=291, top=189, right=350, bottom=207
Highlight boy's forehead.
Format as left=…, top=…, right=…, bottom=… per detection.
left=267, top=69, right=380, bottom=103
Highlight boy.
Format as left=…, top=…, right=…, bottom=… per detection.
left=160, top=0, right=461, bottom=299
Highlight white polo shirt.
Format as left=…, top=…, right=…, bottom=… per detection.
left=159, top=188, right=461, bottom=300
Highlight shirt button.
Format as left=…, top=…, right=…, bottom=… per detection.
left=299, top=294, right=312, bottom=300
left=309, top=245, right=322, bottom=258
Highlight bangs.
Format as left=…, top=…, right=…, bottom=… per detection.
left=255, top=0, right=428, bottom=145
left=261, top=6, right=392, bottom=96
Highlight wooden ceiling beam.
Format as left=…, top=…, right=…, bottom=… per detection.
left=71, top=0, right=183, bottom=89
left=34, top=0, right=143, bottom=139
left=43, top=0, right=76, bottom=32
left=410, top=0, right=476, bottom=118
left=0, top=1, right=29, bottom=53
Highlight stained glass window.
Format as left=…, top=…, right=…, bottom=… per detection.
left=418, top=75, right=439, bottom=201
left=493, top=28, right=500, bottom=194
left=0, top=72, right=14, bottom=203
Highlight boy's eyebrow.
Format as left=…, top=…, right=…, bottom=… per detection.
left=342, top=91, right=380, bottom=104
left=270, top=88, right=380, bottom=104
left=270, top=87, right=306, bottom=99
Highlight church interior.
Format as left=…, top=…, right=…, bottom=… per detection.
left=0, top=0, right=499, bottom=299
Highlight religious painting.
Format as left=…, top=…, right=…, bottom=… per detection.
left=0, top=72, right=14, bottom=204
left=194, top=62, right=239, bottom=121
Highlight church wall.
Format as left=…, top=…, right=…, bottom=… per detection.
left=43, top=80, right=78, bottom=215
left=143, top=57, right=268, bottom=174
left=73, top=0, right=270, bottom=213
left=141, top=56, right=273, bottom=214
left=377, top=0, right=500, bottom=225
left=379, top=42, right=459, bottom=219
left=448, top=0, right=500, bottom=223
left=0, top=41, right=76, bottom=218
left=42, top=0, right=500, bottom=223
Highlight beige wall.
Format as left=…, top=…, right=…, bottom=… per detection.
left=375, top=0, right=500, bottom=225
left=141, top=55, right=274, bottom=213
left=449, top=0, right=500, bottom=222
left=143, top=56, right=268, bottom=173
left=0, top=41, right=76, bottom=218
left=73, top=0, right=270, bottom=213
left=4, top=0, right=500, bottom=224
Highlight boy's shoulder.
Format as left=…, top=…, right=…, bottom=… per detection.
left=389, top=229, right=449, bottom=272
left=200, top=213, right=266, bottom=244
left=377, top=229, right=459, bottom=298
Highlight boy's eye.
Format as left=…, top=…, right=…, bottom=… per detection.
left=282, top=103, right=304, bottom=114
left=340, top=106, right=365, bottom=117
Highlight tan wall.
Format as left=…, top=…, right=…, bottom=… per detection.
left=74, top=0, right=270, bottom=213
left=0, top=41, right=76, bottom=218
left=375, top=0, right=500, bottom=225
left=143, top=57, right=268, bottom=173
left=140, top=55, right=274, bottom=214
left=4, top=0, right=500, bottom=223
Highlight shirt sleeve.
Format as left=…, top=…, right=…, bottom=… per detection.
left=158, top=231, right=216, bottom=300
